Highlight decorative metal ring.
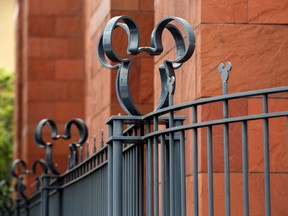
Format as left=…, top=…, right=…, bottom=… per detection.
left=31, top=159, right=48, bottom=175
left=10, top=159, right=28, bottom=200
left=97, top=15, right=195, bottom=115
left=34, top=118, right=88, bottom=174
left=11, top=159, right=28, bottom=178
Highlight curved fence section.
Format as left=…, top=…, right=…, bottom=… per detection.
left=3, top=86, right=288, bottom=216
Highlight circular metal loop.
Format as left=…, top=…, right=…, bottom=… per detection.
left=34, top=119, right=58, bottom=148
left=150, top=16, right=195, bottom=63
left=34, top=118, right=88, bottom=175
left=97, top=15, right=195, bottom=115
left=11, top=159, right=27, bottom=178
left=97, top=22, right=135, bottom=70
left=31, top=159, right=48, bottom=175
left=63, top=118, right=89, bottom=145
left=102, top=16, right=140, bottom=61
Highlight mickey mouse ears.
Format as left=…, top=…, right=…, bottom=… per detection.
left=97, top=16, right=195, bottom=115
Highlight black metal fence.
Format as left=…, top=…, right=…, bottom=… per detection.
left=1, top=16, right=288, bottom=216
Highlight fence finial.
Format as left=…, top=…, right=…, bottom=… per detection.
left=218, top=62, right=232, bottom=94
left=93, top=135, right=97, bottom=153
left=80, top=146, right=83, bottom=162
left=97, top=16, right=195, bottom=115
left=34, top=118, right=88, bottom=174
left=100, top=129, right=104, bottom=148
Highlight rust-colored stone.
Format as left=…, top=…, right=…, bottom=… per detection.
left=28, top=37, right=42, bottom=57
left=55, top=59, right=84, bottom=80
left=111, top=0, right=139, bottom=10
left=29, top=59, right=55, bottom=80
left=56, top=17, right=82, bottom=37
left=28, top=80, right=70, bottom=101
left=202, top=0, right=247, bottom=23
left=199, top=24, right=288, bottom=97
left=28, top=16, right=56, bottom=37
left=55, top=102, right=84, bottom=122
left=248, top=0, right=288, bottom=24
left=42, top=38, right=69, bottom=58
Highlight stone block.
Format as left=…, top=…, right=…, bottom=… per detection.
left=28, top=0, right=41, bottom=15
left=140, top=0, right=154, bottom=11
left=56, top=16, right=82, bottom=37
left=111, top=0, right=139, bottom=10
left=89, top=1, right=110, bottom=38
left=29, top=59, right=55, bottom=80
left=55, top=102, right=84, bottom=122
left=28, top=37, right=42, bottom=57
left=55, top=59, right=84, bottom=80
left=42, top=0, right=83, bottom=15
left=29, top=15, right=55, bottom=37
left=199, top=24, right=288, bottom=98
left=248, top=0, right=288, bottom=24
left=27, top=102, right=55, bottom=123
left=42, top=38, right=69, bottom=58
left=28, top=80, right=70, bottom=101
left=68, top=81, right=85, bottom=101
left=202, top=0, right=247, bottom=23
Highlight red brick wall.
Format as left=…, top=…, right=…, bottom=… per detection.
left=15, top=0, right=86, bottom=192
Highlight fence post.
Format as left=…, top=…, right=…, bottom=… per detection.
left=108, top=123, right=113, bottom=216
left=41, top=176, right=49, bottom=216
left=112, top=119, right=123, bottom=216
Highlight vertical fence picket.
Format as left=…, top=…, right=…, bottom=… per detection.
left=262, top=94, right=271, bottom=216
left=192, top=106, right=199, bottom=216
left=207, top=126, right=214, bottom=216
left=241, top=121, right=249, bottom=216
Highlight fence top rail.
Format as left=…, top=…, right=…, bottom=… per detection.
left=105, top=86, right=287, bottom=123
left=106, top=111, right=288, bottom=143
left=143, top=85, right=288, bottom=119
left=144, top=111, right=288, bottom=139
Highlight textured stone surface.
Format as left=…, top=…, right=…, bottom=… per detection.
left=41, top=0, right=83, bottom=15
left=29, top=59, right=55, bottom=79
left=28, top=37, right=42, bottom=57
left=202, top=0, right=247, bottom=23
left=200, top=24, right=288, bottom=97
left=111, top=0, right=139, bottom=10
left=55, top=60, right=84, bottom=80
left=29, top=16, right=56, bottom=36
left=56, top=17, right=82, bottom=37
left=155, top=0, right=200, bottom=27
left=248, top=0, right=288, bottom=24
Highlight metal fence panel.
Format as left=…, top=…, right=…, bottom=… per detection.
left=62, top=164, right=108, bottom=216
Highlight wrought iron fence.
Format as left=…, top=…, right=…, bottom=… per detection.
left=1, top=15, right=288, bottom=216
